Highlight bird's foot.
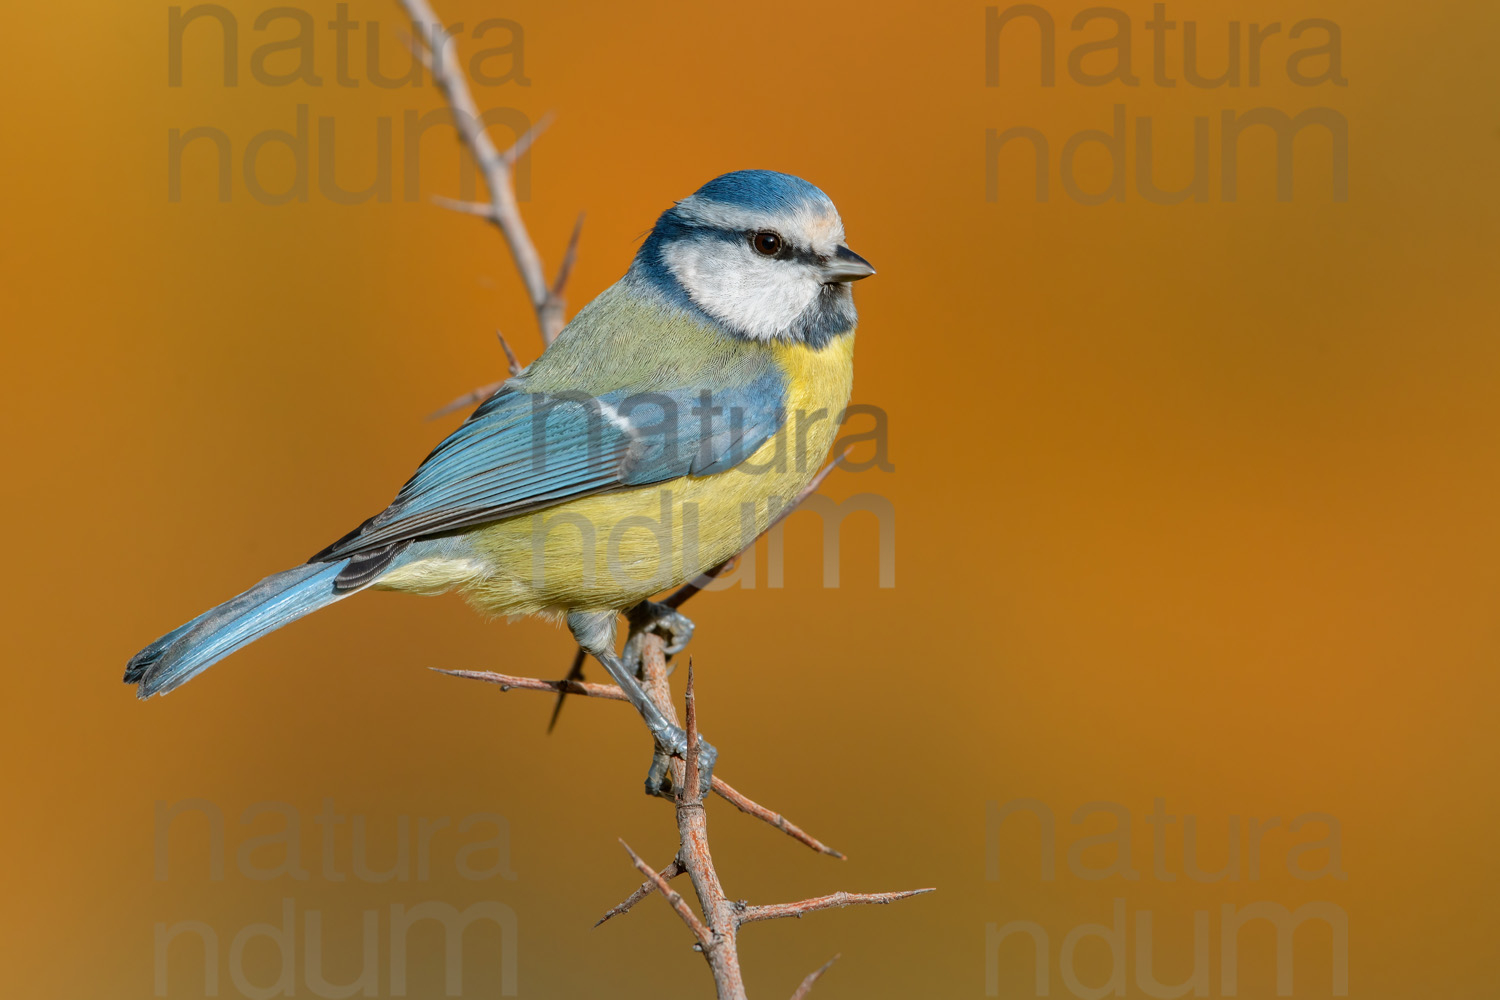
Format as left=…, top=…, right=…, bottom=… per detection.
left=624, top=601, right=695, bottom=670
left=645, top=725, right=718, bottom=799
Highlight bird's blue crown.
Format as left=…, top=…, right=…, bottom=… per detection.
left=685, top=170, right=836, bottom=217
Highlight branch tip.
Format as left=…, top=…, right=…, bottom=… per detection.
left=682, top=659, right=702, bottom=804
left=425, top=379, right=505, bottom=421
left=500, top=109, right=556, bottom=166
left=739, top=888, right=935, bottom=926
left=430, top=194, right=497, bottom=219
left=495, top=330, right=524, bottom=377
left=552, top=211, right=586, bottom=296
left=789, top=954, right=842, bottom=1000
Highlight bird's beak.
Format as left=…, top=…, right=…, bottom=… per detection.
left=821, top=245, right=876, bottom=284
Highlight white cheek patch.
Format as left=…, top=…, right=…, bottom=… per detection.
left=662, top=238, right=821, bottom=341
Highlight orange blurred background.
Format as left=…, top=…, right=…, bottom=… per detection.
left=2, top=1, right=1498, bottom=996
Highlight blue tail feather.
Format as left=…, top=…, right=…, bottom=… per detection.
left=126, top=561, right=354, bottom=698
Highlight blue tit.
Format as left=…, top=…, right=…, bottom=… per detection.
left=125, top=169, right=874, bottom=786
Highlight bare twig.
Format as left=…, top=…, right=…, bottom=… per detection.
left=682, top=661, right=703, bottom=800
left=425, top=331, right=524, bottom=420
left=501, top=112, right=554, bottom=167
left=428, top=195, right=494, bottom=218
left=669, top=658, right=746, bottom=994
left=546, top=647, right=588, bottom=734
left=554, top=212, right=586, bottom=297
left=789, top=955, right=840, bottom=1000
left=434, top=666, right=840, bottom=856
left=496, top=330, right=524, bottom=376
left=595, top=856, right=684, bottom=927
left=398, top=0, right=572, bottom=346
left=433, top=667, right=624, bottom=702
left=620, top=838, right=712, bottom=947
left=739, top=889, right=937, bottom=926
left=425, top=379, right=506, bottom=420
left=711, top=778, right=845, bottom=859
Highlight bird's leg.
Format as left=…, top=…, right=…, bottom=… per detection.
left=623, top=601, right=701, bottom=796
left=567, top=609, right=716, bottom=796
left=551, top=602, right=691, bottom=734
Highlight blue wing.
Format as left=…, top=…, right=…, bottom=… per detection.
left=312, top=370, right=786, bottom=585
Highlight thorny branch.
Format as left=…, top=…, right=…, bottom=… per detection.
left=399, top=0, right=579, bottom=346
left=400, top=3, right=931, bottom=994
left=624, top=658, right=932, bottom=998
left=440, top=640, right=934, bottom=998
left=434, top=665, right=844, bottom=860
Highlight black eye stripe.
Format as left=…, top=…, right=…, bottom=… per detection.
left=738, top=229, right=827, bottom=267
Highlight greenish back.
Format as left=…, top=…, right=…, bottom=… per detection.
left=518, top=282, right=777, bottom=395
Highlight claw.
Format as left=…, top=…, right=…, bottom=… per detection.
left=692, top=740, right=718, bottom=795
left=625, top=601, right=696, bottom=662
left=644, top=725, right=718, bottom=798
left=645, top=748, right=674, bottom=797
left=570, top=606, right=712, bottom=799
left=662, top=622, right=694, bottom=657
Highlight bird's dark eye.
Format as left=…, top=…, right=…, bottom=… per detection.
left=750, top=231, right=782, bottom=256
